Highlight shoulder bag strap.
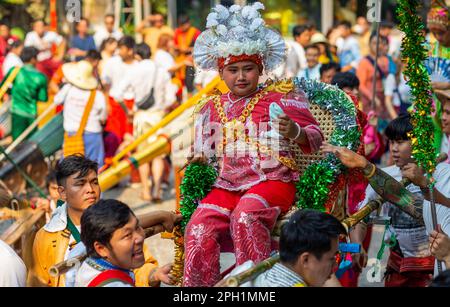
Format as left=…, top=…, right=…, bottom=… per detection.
left=75, top=90, right=96, bottom=137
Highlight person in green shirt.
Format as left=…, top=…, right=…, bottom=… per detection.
left=0, top=46, right=48, bottom=140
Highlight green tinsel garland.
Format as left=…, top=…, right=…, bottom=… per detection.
left=179, top=162, right=217, bottom=232
left=396, top=0, right=437, bottom=176
left=294, top=78, right=360, bottom=211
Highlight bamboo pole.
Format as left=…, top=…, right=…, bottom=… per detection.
left=214, top=254, right=280, bottom=287
left=48, top=224, right=169, bottom=277
left=109, top=76, right=224, bottom=166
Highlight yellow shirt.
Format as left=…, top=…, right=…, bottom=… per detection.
left=142, top=26, right=174, bottom=57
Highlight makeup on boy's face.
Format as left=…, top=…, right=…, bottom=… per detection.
left=220, top=61, right=261, bottom=98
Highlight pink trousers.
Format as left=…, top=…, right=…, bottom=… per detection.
left=183, top=180, right=296, bottom=287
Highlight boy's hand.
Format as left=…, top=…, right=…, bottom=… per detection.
left=401, top=163, right=427, bottom=188
left=274, top=114, right=300, bottom=140
left=321, top=142, right=368, bottom=169
left=160, top=211, right=182, bottom=233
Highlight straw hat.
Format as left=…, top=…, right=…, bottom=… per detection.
left=435, top=89, right=450, bottom=102
left=62, top=60, right=98, bottom=90
left=310, top=32, right=328, bottom=45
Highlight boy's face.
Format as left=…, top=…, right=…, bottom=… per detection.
left=343, top=86, right=359, bottom=99
left=338, top=25, right=350, bottom=38
left=306, top=48, right=319, bottom=68
left=442, top=100, right=450, bottom=135
left=76, top=20, right=89, bottom=35
left=118, top=45, right=133, bottom=61
left=321, top=68, right=337, bottom=84
left=429, top=26, right=450, bottom=46
left=58, top=170, right=100, bottom=212
left=48, top=181, right=60, bottom=202
left=97, top=214, right=146, bottom=270
left=298, top=237, right=339, bottom=287
left=296, top=30, right=311, bottom=47
left=220, top=61, right=260, bottom=97
left=390, top=139, right=414, bottom=168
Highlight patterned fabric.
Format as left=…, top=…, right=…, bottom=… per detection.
left=194, top=89, right=323, bottom=191
left=183, top=180, right=296, bottom=287
left=253, top=263, right=307, bottom=287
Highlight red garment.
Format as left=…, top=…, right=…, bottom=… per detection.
left=183, top=180, right=296, bottom=287
left=36, top=58, right=62, bottom=80
left=384, top=250, right=434, bottom=287
left=195, top=90, right=323, bottom=191
left=87, top=269, right=135, bottom=287
left=104, top=96, right=133, bottom=143
left=174, top=27, right=201, bottom=49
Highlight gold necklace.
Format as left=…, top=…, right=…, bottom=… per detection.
left=212, top=87, right=299, bottom=171
left=213, top=87, right=268, bottom=125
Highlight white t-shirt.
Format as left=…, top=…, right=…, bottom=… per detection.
left=101, top=55, right=137, bottom=96
left=154, top=49, right=176, bottom=74
left=285, top=41, right=307, bottom=78
left=0, top=239, right=27, bottom=287
left=57, top=84, right=107, bottom=133
left=2, top=52, right=23, bottom=76
left=110, top=59, right=176, bottom=111
left=24, top=31, right=63, bottom=62
left=93, top=28, right=123, bottom=50
left=384, top=72, right=412, bottom=107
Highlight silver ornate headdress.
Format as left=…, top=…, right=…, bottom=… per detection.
left=193, top=2, right=287, bottom=72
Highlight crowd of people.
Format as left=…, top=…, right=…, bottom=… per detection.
left=0, top=0, right=450, bottom=288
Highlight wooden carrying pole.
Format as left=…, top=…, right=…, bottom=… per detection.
left=109, top=77, right=224, bottom=166
left=214, top=254, right=280, bottom=287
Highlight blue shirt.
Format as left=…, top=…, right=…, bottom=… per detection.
left=70, top=35, right=96, bottom=61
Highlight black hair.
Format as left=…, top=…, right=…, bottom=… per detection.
left=331, top=72, right=360, bottom=89
left=134, top=43, right=151, bottom=59
left=292, top=25, right=310, bottom=38
left=81, top=199, right=136, bottom=258
left=369, top=32, right=389, bottom=45
left=99, top=37, right=117, bottom=52
left=380, top=21, right=394, bottom=29
left=178, top=14, right=190, bottom=26
left=118, top=35, right=136, bottom=50
left=20, top=46, right=39, bottom=63
left=55, top=154, right=98, bottom=186
left=338, top=20, right=352, bottom=29
left=304, top=44, right=320, bottom=53
left=46, top=170, right=57, bottom=189
left=75, top=17, right=90, bottom=27
left=384, top=113, right=413, bottom=141
left=33, top=19, right=47, bottom=26
left=10, top=40, right=23, bottom=49
left=105, top=14, right=115, bottom=20
left=280, top=209, right=347, bottom=264
left=320, top=62, right=341, bottom=76
left=86, top=49, right=102, bottom=61
left=429, top=270, right=450, bottom=287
